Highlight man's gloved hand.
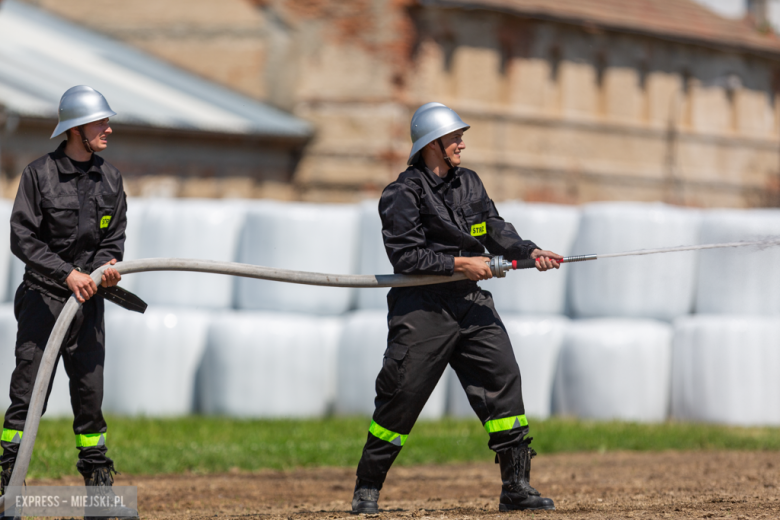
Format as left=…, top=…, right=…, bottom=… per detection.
left=100, top=258, right=121, bottom=288
left=454, top=256, right=493, bottom=281
left=530, top=249, right=563, bottom=271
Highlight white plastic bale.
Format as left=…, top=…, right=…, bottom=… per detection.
left=0, top=200, right=12, bottom=303
left=447, top=315, right=568, bottom=419
left=7, top=257, right=24, bottom=303
left=553, top=319, right=672, bottom=422
left=695, top=209, right=780, bottom=315
left=568, top=203, right=700, bottom=320
left=480, top=203, right=580, bottom=315
left=356, top=200, right=392, bottom=310
left=102, top=306, right=210, bottom=416
left=335, top=310, right=449, bottom=420
left=132, top=199, right=246, bottom=309
left=0, top=304, right=18, bottom=413
left=116, top=197, right=149, bottom=293
left=672, top=315, right=780, bottom=426
left=199, top=312, right=343, bottom=417
left=235, top=201, right=360, bottom=315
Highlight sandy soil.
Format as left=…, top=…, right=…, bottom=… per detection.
left=30, top=451, right=780, bottom=519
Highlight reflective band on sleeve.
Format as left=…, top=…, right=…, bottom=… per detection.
left=1, top=429, right=23, bottom=444
left=368, top=421, right=408, bottom=447
left=484, top=415, right=528, bottom=434
left=75, top=433, right=106, bottom=448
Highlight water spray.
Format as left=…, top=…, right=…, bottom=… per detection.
left=491, top=238, right=780, bottom=274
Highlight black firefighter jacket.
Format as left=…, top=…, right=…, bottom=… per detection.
left=379, top=163, right=539, bottom=276
left=10, top=141, right=127, bottom=298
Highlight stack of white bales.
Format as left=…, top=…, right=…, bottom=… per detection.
left=672, top=209, right=780, bottom=425
left=480, top=202, right=580, bottom=314
left=447, top=315, right=568, bottom=419
left=335, top=310, right=449, bottom=420
left=103, top=306, right=211, bottom=416
left=557, top=203, right=698, bottom=421
left=197, top=201, right=359, bottom=417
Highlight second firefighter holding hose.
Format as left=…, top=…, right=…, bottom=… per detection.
left=351, top=103, right=562, bottom=513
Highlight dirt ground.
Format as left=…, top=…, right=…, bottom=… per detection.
left=31, top=451, right=780, bottom=519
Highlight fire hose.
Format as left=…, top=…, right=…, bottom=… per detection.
left=1, top=238, right=776, bottom=510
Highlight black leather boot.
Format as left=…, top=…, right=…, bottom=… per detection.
left=496, top=440, right=555, bottom=512
left=81, top=463, right=140, bottom=520
left=351, top=478, right=380, bottom=514
left=1, top=463, right=22, bottom=520
left=0, top=463, right=11, bottom=497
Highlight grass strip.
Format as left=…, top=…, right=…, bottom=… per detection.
left=26, top=416, right=780, bottom=479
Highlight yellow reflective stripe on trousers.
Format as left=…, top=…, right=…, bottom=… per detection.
left=1, top=428, right=23, bottom=444
left=484, top=415, right=528, bottom=434
left=75, top=433, right=106, bottom=448
left=368, top=421, right=408, bottom=447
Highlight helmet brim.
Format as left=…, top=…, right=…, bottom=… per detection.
left=50, top=109, right=117, bottom=139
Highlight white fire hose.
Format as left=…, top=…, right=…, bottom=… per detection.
left=2, top=237, right=768, bottom=509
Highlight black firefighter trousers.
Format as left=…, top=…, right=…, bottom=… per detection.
left=1, top=283, right=111, bottom=475
left=356, top=282, right=529, bottom=489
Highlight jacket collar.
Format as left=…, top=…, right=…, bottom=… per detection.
left=415, top=161, right=460, bottom=188
left=52, top=140, right=103, bottom=175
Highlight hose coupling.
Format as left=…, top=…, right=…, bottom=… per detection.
left=489, top=255, right=514, bottom=278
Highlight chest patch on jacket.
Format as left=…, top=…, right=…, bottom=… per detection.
left=100, top=216, right=112, bottom=229
left=470, top=222, right=486, bottom=236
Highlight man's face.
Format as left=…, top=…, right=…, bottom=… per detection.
left=78, top=118, right=112, bottom=152
left=439, top=130, right=466, bottom=166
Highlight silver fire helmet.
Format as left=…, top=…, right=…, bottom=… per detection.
left=51, top=86, right=117, bottom=139
left=407, top=102, right=470, bottom=165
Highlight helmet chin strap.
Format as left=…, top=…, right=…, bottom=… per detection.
left=76, top=125, right=94, bottom=154
left=436, top=138, right=454, bottom=170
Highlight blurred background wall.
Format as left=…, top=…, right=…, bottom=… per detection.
left=2, top=0, right=780, bottom=205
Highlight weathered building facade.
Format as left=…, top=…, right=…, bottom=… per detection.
left=17, top=0, right=780, bottom=207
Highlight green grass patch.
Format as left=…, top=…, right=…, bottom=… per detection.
left=26, top=416, right=780, bottom=480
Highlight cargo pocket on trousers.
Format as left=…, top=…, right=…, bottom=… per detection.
left=10, top=341, right=38, bottom=398
left=376, top=344, right=409, bottom=400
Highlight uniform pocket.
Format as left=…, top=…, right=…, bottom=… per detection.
left=15, top=341, right=38, bottom=361
left=41, top=197, right=79, bottom=240
left=376, top=345, right=408, bottom=400
left=461, top=198, right=488, bottom=236
left=98, top=194, right=116, bottom=232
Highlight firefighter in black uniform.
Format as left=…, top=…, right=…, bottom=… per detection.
left=0, top=86, right=136, bottom=519
left=351, top=103, right=561, bottom=513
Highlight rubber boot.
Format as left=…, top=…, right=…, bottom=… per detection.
left=351, top=478, right=380, bottom=514
left=81, top=463, right=140, bottom=520
left=496, top=440, right=555, bottom=512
